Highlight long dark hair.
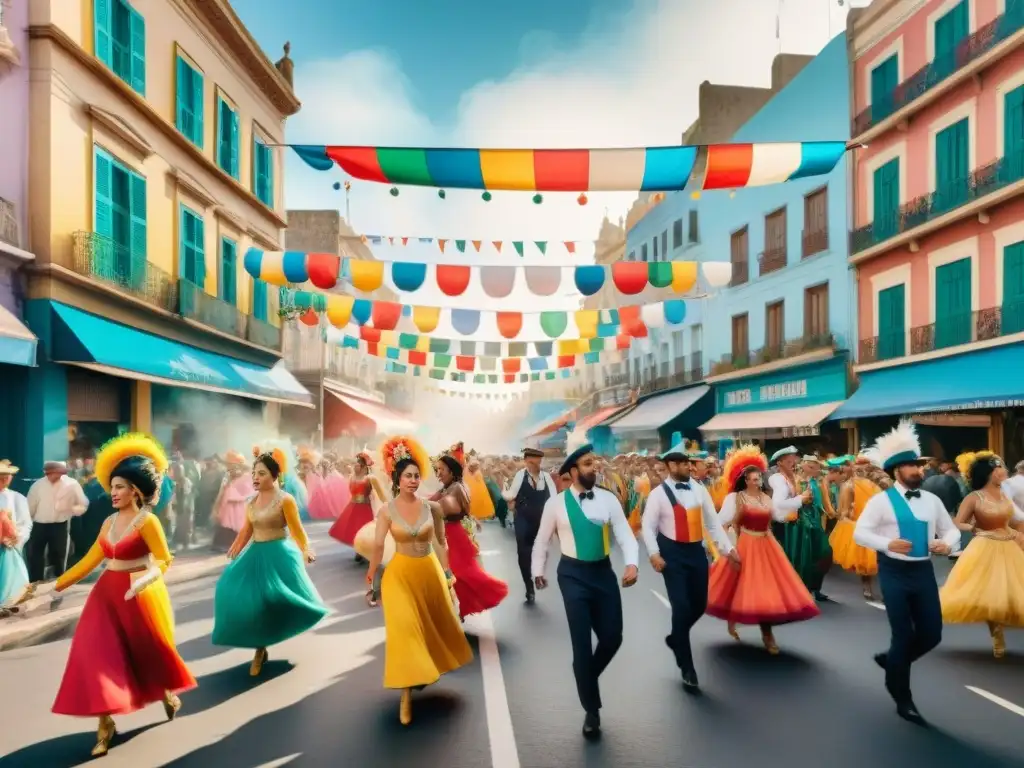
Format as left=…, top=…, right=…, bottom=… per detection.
left=437, top=455, right=464, bottom=484
left=732, top=465, right=765, bottom=494
left=968, top=456, right=1001, bottom=491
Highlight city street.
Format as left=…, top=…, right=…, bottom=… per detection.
left=0, top=522, right=1021, bottom=768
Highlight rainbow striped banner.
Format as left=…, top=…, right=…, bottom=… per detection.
left=290, top=141, right=847, bottom=192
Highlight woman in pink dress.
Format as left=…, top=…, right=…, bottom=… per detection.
left=212, top=451, right=251, bottom=551
left=297, top=446, right=329, bottom=519
left=330, top=451, right=386, bottom=561
left=309, top=451, right=350, bottom=520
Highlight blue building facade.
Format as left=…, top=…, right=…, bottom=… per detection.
left=622, top=32, right=855, bottom=457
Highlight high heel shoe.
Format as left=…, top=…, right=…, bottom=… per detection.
left=250, top=647, right=268, bottom=676
left=91, top=715, right=116, bottom=757
left=163, top=691, right=182, bottom=720
left=992, top=624, right=1006, bottom=659
left=728, top=623, right=740, bottom=641
left=399, top=688, right=412, bottom=725
left=762, top=630, right=779, bottom=655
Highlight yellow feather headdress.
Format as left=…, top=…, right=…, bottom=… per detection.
left=252, top=445, right=289, bottom=475
left=94, top=433, right=169, bottom=493
left=956, top=450, right=998, bottom=479
left=380, top=435, right=431, bottom=479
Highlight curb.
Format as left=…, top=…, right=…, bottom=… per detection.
left=0, top=556, right=229, bottom=652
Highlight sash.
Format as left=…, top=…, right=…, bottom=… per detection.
left=660, top=481, right=703, bottom=544
left=884, top=487, right=929, bottom=558
left=563, top=490, right=610, bottom=561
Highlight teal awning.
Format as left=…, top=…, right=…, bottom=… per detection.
left=0, top=304, right=36, bottom=367
left=49, top=302, right=312, bottom=406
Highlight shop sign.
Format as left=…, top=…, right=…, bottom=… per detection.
left=913, top=413, right=992, bottom=428
left=723, top=378, right=809, bottom=407
left=717, top=357, right=847, bottom=413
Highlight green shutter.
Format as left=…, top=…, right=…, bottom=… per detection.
left=93, top=147, right=115, bottom=277
left=128, top=5, right=145, bottom=96
left=870, top=55, right=898, bottom=120
left=176, top=58, right=203, bottom=147
left=175, top=58, right=188, bottom=140
left=253, top=279, right=268, bottom=321
left=877, top=284, right=906, bottom=360
left=192, top=67, right=204, bottom=148
left=94, top=0, right=112, bottom=66
left=934, top=257, right=971, bottom=349
left=873, top=158, right=900, bottom=238
left=253, top=138, right=273, bottom=206
left=1004, top=85, right=1024, bottom=182
left=217, top=99, right=240, bottom=178
left=1002, top=242, right=1024, bottom=334
left=229, top=109, right=240, bottom=178
left=194, top=215, right=206, bottom=286
left=221, top=238, right=237, bottom=305
left=935, top=118, right=969, bottom=211
left=128, top=170, right=147, bottom=290
left=179, top=205, right=194, bottom=280
left=934, top=1, right=968, bottom=69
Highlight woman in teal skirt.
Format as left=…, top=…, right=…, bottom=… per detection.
left=212, top=447, right=328, bottom=675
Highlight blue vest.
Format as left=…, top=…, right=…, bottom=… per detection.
left=884, top=486, right=929, bottom=558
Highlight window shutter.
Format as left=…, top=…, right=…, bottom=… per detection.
left=1003, top=243, right=1024, bottom=334
left=192, top=68, right=204, bottom=147
left=180, top=207, right=194, bottom=280
left=195, top=215, right=206, bottom=286
left=94, top=148, right=115, bottom=277
left=175, top=58, right=187, bottom=136
left=230, top=108, right=240, bottom=178
left=128, top=170, right=147, bottom=289
left=128, top=7, right=146, bottom=96
left=1004, top=86, right=1024, bottom=171
left=94, top=0, right=112, bottom=67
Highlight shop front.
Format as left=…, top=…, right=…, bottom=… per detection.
left=699, top=355, right=851, bottom=458
left=607, top=384, right=712, bottom=454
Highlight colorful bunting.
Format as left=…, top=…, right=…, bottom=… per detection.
left=375, top=359, right=578, bottom=385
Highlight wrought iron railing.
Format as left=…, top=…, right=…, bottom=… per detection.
left=759, top=246, right=787, bottom=275
left=853, top=150, right=1024, bottom=254
left=730, top=259, right=749, bottom=287
left=72, top=230, right=178, bottom=313
left=802, top=227, right=828, bottom=258
left=178, top=279, right=246, bottom=339
left=710, top=332, right=835, bottom=375
left=852, top=6, right=1024, bottom=136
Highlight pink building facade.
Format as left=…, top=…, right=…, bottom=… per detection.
left=834, top=0, right=1024, bottom=458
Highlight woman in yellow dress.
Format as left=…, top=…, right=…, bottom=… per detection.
left=827, top=456, right=880, bottom=600
left=463, top=452, right=496, bottom=522
left=940, top=451, right=1024, bottom=658
left=365, top=435, right=473, bottom=725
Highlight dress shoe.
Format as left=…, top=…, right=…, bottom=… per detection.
left=681, top=669, right=700, bottom=692
left=873, top=652, right=887, bottom=670
left=582, top=711, right=601, bottom=739
left=525, top=592, right=535, bottom=605
left=896, top=700, right=925, bottom=725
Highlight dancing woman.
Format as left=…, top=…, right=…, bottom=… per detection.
left=212, top=447, right=328, bottom=675
left=827, top=456, right=881, bottom=600
left=51, top=434, right=196, bottom=758
left=940, top=451, right=1024, bottom=658
left=365, top=436, right=473, bottom=725
left=330, top=451, right=387, bottom=561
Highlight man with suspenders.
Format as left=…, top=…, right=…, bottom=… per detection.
left=505, top=448, right=557, bottom=604
left=642, top=442, right=738, bottom=691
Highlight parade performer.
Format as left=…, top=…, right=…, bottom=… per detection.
left=212, top=451, right=251, bottom=551
left=854, top=419, right=961, bottom=723
left=532, top=443, right=639, bottom=739
left=463, top=452, right=496, bottom=521
left=769, top=450, right=825, bottom=599
left=483, top=468, right=509, bottom=528
left=211, top=447, right=327, bottom=676
left=308, top=452, right=350, bottom=520
left=433, top=446, right=508, bottom=619
left=940, top=451, right=1024, bottom=658
left=708, top=448, right=820, bottom=654
left=366, top=435, right=473, bottom=726
left=504, top=447, right=558, bottom=604
left=51, top=434, right=195, bottom=758
left=827, top=456, right=880, bottom=600
left=792, top=455, right=835, bottom=600
left=642, top=445, right=737, bottom=690
left=330, top=450, right=386, bottom=561
left=0, top=460, right=31, bottom=612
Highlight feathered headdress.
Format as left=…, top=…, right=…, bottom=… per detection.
left=381, top=435, right=431, bottom=478
left=356, top=448, right=374, bottom=467
left=862, top=418, right=922, bottom=471
left=95, top=433, right=169, bottom=493
left=956, top=450, right=998, bottom=478
left=252, top=445, right=289, bottom=475
left=722, top=444, right=768, bottom=490
left=445, top=441, right=465, bottom=466
left=296, top=445, right=319, bottom=464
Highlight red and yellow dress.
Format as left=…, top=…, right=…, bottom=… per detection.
left=52, top=511, right=196, bottom=716
left=829, top=477, right=880, bottom=576
left=330, top=476, right=380, bottom=546
left=706, top=492, right=820, bottom=626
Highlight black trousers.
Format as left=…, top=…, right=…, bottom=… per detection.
left=658, top=535, right=708, bottom=673
left=877, top=556, right=943, bottom=704
left=514, top=515, right=540, bottom=594
left=27, top=521, right=70, bottom=583
left=556, top=556, right=623, bottom=714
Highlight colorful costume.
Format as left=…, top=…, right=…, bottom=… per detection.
left=309, top=467, right=351, bottom=520
left=330, top=451, right=384, bottom=548
left=465, top=465, right=496, bottom=521
left=213, top=455, right=252, bottom=550
left=0, top=468, right=31, bottom=610
left=829, top=476, right=880, bottom=576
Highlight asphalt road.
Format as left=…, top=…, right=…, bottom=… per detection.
left=0, top=522, right=1021, bottom=768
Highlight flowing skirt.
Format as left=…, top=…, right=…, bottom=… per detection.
left=0, top=546, right=29, bottom=607
left=465, top=473, right=495, bottom=521
left=330, top=501, right=374, bottom=547
left=706, top=530, right=821, bottom=626
left=212, top=539, right=328, bottom=648
left=52, top=569, right=196, bottom=716
left=940, top=534, right=1024, bottom=627
left=829, top=519, right=878, bottom=576
left=381, top=551, right=473, bottom=689
left=354, top=520, right=395, bottom=563
left=445, top=520, right=508, bottom=618
left=777, top=511, right=832, bottom=586
left=309, top=474, right=351, bottom=520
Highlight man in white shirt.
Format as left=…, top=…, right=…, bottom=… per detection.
left=532, top=443, right=638, bottom=740
left=504, top=448, right=558, bottom=604
left=0, top=459, right=31, bottom=552
left=26, top=461, right=89, bottom=583
left=854, top=420, right=961, bottom=725
left=643, top=444, right=738, bottom=691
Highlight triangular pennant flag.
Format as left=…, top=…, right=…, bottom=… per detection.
left=564, top=241, right=576, bottom=254
left=472, top=240, right=482, bottom=252
left=438, top=239, right=447, bottom=253
left=492, top=241, right=503, bottom=252
left=401, top=237, right=408, bottom=246
left=455, top=240, right=466, bottom=253
left=513, top=241, right=524, bottom=257
left=535, top=241, right=547, bottom=255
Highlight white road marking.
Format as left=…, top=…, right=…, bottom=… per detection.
left=867, top=601, right=886, bottom=611
left=256, top=756, right=302, bottom=767
left=651, top=590, right=671, bottom=609
left=478, top=549, right=500, bottom=557
left=466, top=612, right=520, bottom=768
left=966, top=686, right=1024, bottom=718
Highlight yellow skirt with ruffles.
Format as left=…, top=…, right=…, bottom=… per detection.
left=940, top=534, right=1024, bottom=627
left=465, top=472, right=495, bottom=521
left=829, top=519, right=878, bottom=576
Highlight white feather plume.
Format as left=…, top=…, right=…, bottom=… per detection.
left=862, top=418, right=920, bottom=468
left=565, top=424, right=589, bottom=453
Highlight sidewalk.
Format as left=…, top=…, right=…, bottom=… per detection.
left=0, top=546, right=229, bottom=652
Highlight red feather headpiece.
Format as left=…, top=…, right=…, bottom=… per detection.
left=723, top=444, right=767, bottom=490
left=445, top=441, right=465, bottom=466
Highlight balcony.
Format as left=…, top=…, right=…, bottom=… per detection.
left=802, top=227, right=828, bottom=259
left=635, top=359, right=704, bottom=396
left=178, top=279, right=246, bottom=339
left=852, top=150, right=1024, bottom=258
left=729, top=259, right=749, bottom=287
left=852, top=6, right=1024, bottom=140
left=72, top=230, right=178, bottom=313
left=246, top=317, right=281, bottom=349
left=858, top=301, right=1024, bottom=366
left=710, top=333, right=836, bottom=376
left=758, top=247, right=787, bottom=275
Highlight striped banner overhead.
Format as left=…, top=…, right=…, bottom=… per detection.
left=290, top=141, right=847, bottom=192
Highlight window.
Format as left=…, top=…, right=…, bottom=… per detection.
left=688, top=210, right=699, bottom=243
left=934, top=118, right=969, bottom=211
left=765, top=300, right=784, bottom=349
left=628, top=250, right=635, bottom=262
left=175, top=55, right=203, bottom=147
left=934, top=257, right=971, bottom=349
left=641, top=243, right=648, bottom=262
left=93, top=146, right=146, bottom=288
left=804, top=283, right=829, bottom=338
left=877, top=284, right=906, bottom=360
left=762, top=207, right=787, bottom=274
left=802, top=187, right=828, bottom=257
left=661, top=231, right=668, bottom=258
left=672, top=219, right=683, bottom=248
left=652, top=236, right=659, bottom=261
left=731, top=314, right=749, bottom=362
left=1002, top=241, right=1024, bottom=334
left=253, top=134, right=274, bottom=207
left=220, top=237, right=237, bottom=305
left=216, top=95, right=240, bottom=178
left=730, top=226, right=749, bottom=286
left=1006, top=84, right=1024, bottom=179
left=94, top=0, right=145, bottom=95
left=178, top=205, right=205, bottom=285
left=252, top=280, right=268, bottom=321
left=933, top=1, right=968, bottom=77
left=870, top=54, right=898, bottom=121
left=873, top=158, right=900, bottom=238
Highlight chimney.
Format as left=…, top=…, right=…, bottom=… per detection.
left=275, top=42, right=294, bottom=86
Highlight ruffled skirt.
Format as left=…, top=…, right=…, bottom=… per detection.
left=940, top=534, right=1024, bottom=627
left=829, top=519, right=878, bottom=576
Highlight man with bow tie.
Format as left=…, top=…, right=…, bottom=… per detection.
left=854, top=419, right=961, bottom=724
left=642, top=441, right=738, bottom=691
left=532, top=443, right=639, bottom=739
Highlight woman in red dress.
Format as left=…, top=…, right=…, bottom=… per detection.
left=432, top=444, right=508, bottom=619
left=330, top=451, right=386, bottom=562
left=52, top=433, right=196, bottom=758
left=706, top=451, right=820, bottom=655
